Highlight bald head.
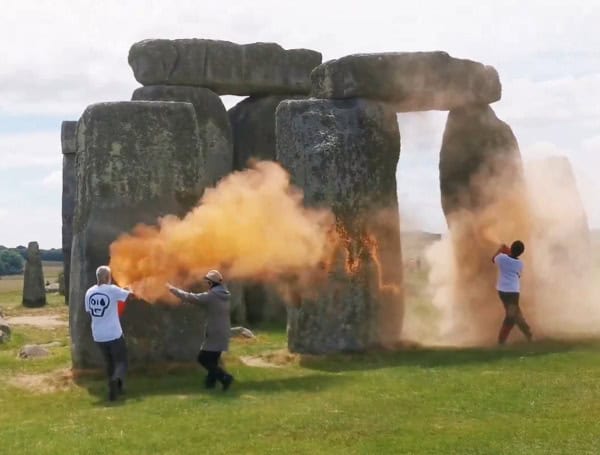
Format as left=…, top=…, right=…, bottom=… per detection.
left=96, top=265, right=112, bottom=285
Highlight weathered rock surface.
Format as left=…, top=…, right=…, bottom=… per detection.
left=276, top=98, right=404, bottom=354
left=128, top=39, right=322, bottom=96
left=440, top=105, right=521, bottom=215
left=132, top=86, right=233, bottom=184
left=311, top=52, right=501, bottom=111
left=62, top=121, right=77, bottom=305
left=19, top=344, right=51, bottom=359
left=70, top=101, right=208, bottom=368
left=228, top=95, right=303, bottom=170
left=439, top=104, right=530, bottom=345
left=22, top=241, right=47, bottom=308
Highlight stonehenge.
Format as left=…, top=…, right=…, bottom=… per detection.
left=63, top=37, right=588, bottom=364
left=23, top=241, right=47, bottom=308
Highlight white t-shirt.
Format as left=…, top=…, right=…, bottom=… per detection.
left=494, top=253, right=523, bottom=293
left=84, top=284, right=130, bottom=342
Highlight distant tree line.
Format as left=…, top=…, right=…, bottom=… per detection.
left=0, top=245, right=64, bottom=275
left=0, top=249, right=25, bottom=275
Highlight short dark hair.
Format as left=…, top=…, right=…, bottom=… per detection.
left=511, top=240, right=525, bottom=257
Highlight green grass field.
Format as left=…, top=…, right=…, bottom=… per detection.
left=2, top=263, right=600, bottom=454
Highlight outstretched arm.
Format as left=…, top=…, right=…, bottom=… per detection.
left=166, top=283, right=211, bottom=304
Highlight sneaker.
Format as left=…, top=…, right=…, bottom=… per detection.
left=108, top=379, right=119, bottom=401
left=221, top=374, right=234, bottom=391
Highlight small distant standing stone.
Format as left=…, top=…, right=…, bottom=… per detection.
left=22, top=241, right=47, bottom=307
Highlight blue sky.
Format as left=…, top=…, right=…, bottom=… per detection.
left=1, top=0, right=599, bottom=248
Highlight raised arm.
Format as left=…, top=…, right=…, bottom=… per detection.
left=492, top=244, right=510, bottom=263
left=166, top=283, right=211, bottom=304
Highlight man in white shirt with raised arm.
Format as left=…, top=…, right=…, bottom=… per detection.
left=492, top=240, right=533, bottom=345
left=85, top=265, right=135, bottom=401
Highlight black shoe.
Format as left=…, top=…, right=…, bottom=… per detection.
left=108, top=380, right=119, bottom=401
left=221, top=374, right=234, bottom=391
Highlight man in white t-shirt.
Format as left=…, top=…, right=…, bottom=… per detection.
left=85, top=265, right=135, bottom=401
left=492, top=240, right=532, bottom=344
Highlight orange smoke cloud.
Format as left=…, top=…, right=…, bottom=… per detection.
left=109, top=161, right=335, bottom=302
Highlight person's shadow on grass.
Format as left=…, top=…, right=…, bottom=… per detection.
left=78, top=366, right=345, bottom=406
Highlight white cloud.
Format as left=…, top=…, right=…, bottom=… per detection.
left=1, top=0, right=600, bottom=246
left=1, top=0, right=600, bottom=116
left=0, top=205, right=60, bottom=248
left=40, top=170, right=62, bottom=189
left=0, top=131, right=61, bottom=169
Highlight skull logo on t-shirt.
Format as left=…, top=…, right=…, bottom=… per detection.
left=89, top=293, right=111, bottom=317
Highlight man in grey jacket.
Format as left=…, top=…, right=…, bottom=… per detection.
left=167, top=270, right=234, bottom=390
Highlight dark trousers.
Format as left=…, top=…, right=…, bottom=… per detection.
left=497, top=292, right=532, bottom=344
left=197, top=350, right=229, bottom=384
left=96, top=336, right=128, bottom=384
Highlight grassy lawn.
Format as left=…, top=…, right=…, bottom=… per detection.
left=1, top=264, right=600, bottom=454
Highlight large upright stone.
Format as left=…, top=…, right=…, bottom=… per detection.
left=22, top=241, right=46, bottom=308
left=132, top=86, right=233, bottom=184
left=61, top=121, right=77, bottom=305
left=128, top=39, right=322, bottom=96
left=525, top=156, right=593, bottom=336
left=439, top=104, right=531, bottom=345
left=228, top=95, right=303, bottom=325
left=70, top=101, right=207, bottom=368
left=311, top=52, right=501, bottom=111
left=229, top=95, right=302, bottom=170
left=277, top=98, right=403, bottom=354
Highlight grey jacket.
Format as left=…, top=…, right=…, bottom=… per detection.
left=169, top=284, right=231, bottom=352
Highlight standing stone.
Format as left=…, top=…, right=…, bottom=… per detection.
left=132, top=86, right=233, bottom=185
left=229, top=95, right=302, bottom=170
left=439, top=104, right=531, bottom=345
left=277, top=98, right=403, bottom=354
left=129, top=39, right=322, bottom=96
left=22, top=241, right=47, bottom=307
left=311, top=52, right=501, bottom=111
left=525, top=156, right=593, bottom=336
left=228, top=95, right=303, bottom=325
left=70, top=101, right=207, bottom=368
left=61, top=121, right=77, bottom=305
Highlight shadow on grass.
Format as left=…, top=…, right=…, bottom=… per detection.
left=299, top=339, right=600, bottom=373
left=77, top=367, right=344, bottom=406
